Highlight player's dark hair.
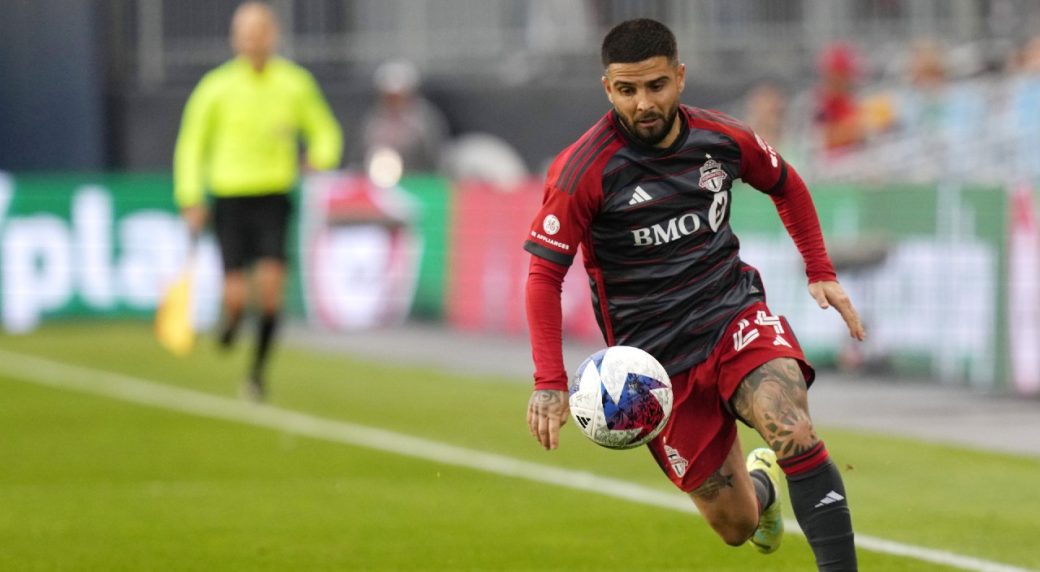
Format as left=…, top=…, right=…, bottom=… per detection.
left=601, top=19, right=678, bottom=68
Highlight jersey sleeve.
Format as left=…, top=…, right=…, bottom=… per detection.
left=525, top=255, right=569, bottom=391
left=729, top=121, right=838, bottom=283
left=173, top=74, right=218, bottom=208
left=522, top=151, right=602, bottom=391
left=732, top=123, right=787, bottom=193
left=521, top=158, right=601, bottom=266
left=297, top=69, right=344, bottom=171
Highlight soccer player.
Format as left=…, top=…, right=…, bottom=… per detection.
left=174, top=1, right=343, bottom=400
left=524, top=19, right=863, bottom=571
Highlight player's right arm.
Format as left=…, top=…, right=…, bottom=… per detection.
left=522, top=147, right=603, bottom=450
left=173, top=74, right=218, bottom=235
left=525, top=256, right=570, bottom=450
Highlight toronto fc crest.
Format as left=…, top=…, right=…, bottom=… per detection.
left=665, top=444, right=688, bottom=477
left=698, top=157, right=728, bottom=193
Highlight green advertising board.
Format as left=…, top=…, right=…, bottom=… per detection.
left=0, top=172, right=451, bottom=335
left=0, top=171, right=1021, bottom=392
left=0, top=173, right=190, bottom=331
left=730, top=182, right=1008, bottom=390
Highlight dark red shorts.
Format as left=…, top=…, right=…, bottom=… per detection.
left=646, top=301, right=814, bottom=492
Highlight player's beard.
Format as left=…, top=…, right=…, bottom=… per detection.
left=622, top=103, right=680, bottom=147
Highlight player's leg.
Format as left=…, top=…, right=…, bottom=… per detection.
left=686, top=436, right=767, bottom=547
left=220, top=271, right=248, bottom=348
left=731, top=357, right=857, bottom=571
left=212, top=197, right=248, bottom=350
left=745, top=445, right=784, bottom=553
left=251, top=257, right=285, bottom=386
left=243, top=193, right=291, bottom=398
left=647, top=367, right=776, bottom=549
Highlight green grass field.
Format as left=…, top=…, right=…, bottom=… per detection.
left=1, top=322, right=1037, bottom=571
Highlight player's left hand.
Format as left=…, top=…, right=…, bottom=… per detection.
left=527, top=389, right=569, bottom=451
left=808, top=280, right=866, bottom=341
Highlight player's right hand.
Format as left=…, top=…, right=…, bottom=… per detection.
left=180, top=205, right=208, bottom=239
left=527, top=389, right=569, bottom=451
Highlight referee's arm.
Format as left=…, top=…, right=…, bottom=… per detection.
left=298, top=73, right=343, bottom=171
left=173, top=79, right=216, bottom=209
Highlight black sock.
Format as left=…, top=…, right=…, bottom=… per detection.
left=749, top=469, right=775, bottom=514
left=786, top=459, right=858, bottom=571
left=252, top=313, right=280, bottom=381
left=219, top=311, right=243, bottom=349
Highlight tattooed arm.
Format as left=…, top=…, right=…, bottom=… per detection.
left=527, top=390, right=569, bottom=450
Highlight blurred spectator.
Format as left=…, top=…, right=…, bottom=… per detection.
left=439, top=132, right=529, bottom=190
left=173, top=1, right=343, bottom=400
left=888, top=39, right=987, bottom=180
left=1008, top=37, right=1040, bottom=181
left=894, top=40, right=949, bottom=136
left=360, top=59, right=450, bottom=176
left=813, top=42, right=867, bottom=154
left=743, top=80, right=788, bottom=149
left=742, top=79, right=815, bottom=170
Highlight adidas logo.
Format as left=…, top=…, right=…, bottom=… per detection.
left=628, top=186, right=652, bottom=205
left=814, top=490, right=845, bottom=508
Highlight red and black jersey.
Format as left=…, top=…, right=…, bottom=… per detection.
left=524, top=105, right=836, bottom=390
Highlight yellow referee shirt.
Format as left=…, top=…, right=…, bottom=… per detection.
left=174, top=56, right=343, bottom=208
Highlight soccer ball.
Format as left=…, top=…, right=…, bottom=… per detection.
left=568, top=346, right=673, bottom=449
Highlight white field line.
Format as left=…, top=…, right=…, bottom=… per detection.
left=0, top=348, right=1033, bottom=572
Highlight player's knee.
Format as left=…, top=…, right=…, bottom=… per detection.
left=706, top=513, right=757, bottom=547
left=719, top=522, right=757, bottom=547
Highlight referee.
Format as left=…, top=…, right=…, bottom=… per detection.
left=174, top=1, right=343, bottom=400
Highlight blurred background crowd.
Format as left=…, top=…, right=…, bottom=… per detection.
left=6, top=0, right=1040, bottom=184
left=4, top=0, right=1040, bottom=396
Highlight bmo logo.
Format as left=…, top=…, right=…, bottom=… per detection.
left=632, top=212, right=702, bottom=246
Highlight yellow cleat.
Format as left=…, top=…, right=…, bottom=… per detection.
left=746, top=447, right=784, bottom=554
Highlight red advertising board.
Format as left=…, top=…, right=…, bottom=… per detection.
left=445, top=179, right=601, bottom=343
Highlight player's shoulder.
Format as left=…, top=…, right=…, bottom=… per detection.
left=194, top=61, right=230, bottom=87
left=546, top=111, right=622, bottom=195
left=270, top=57, right=314, bottom=79
left=192, top=59, right=251, bottom=96
left=683, top=105, right=754, bottom=138
left=682, top=104, right=766, bottom=157
left=184, top=62, right=230, bottom=104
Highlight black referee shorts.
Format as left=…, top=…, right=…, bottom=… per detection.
left=212, top=193, right=292, bottom=272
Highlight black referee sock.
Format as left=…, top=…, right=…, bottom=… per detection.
left=219, top=311, right=243, bottom=350
left=252, top=313, right=280, bottom=382
left=786, top=459, right=858, bottom=571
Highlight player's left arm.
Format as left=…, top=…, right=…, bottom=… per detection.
left=298, top=70, right=344, bottom=171
left=808, top=280, right=865, bottom=340
left=738, top=128, right=865, bottom=341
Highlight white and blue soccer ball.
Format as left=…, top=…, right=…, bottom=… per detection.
left=568, top=345, right=673, bottom=450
